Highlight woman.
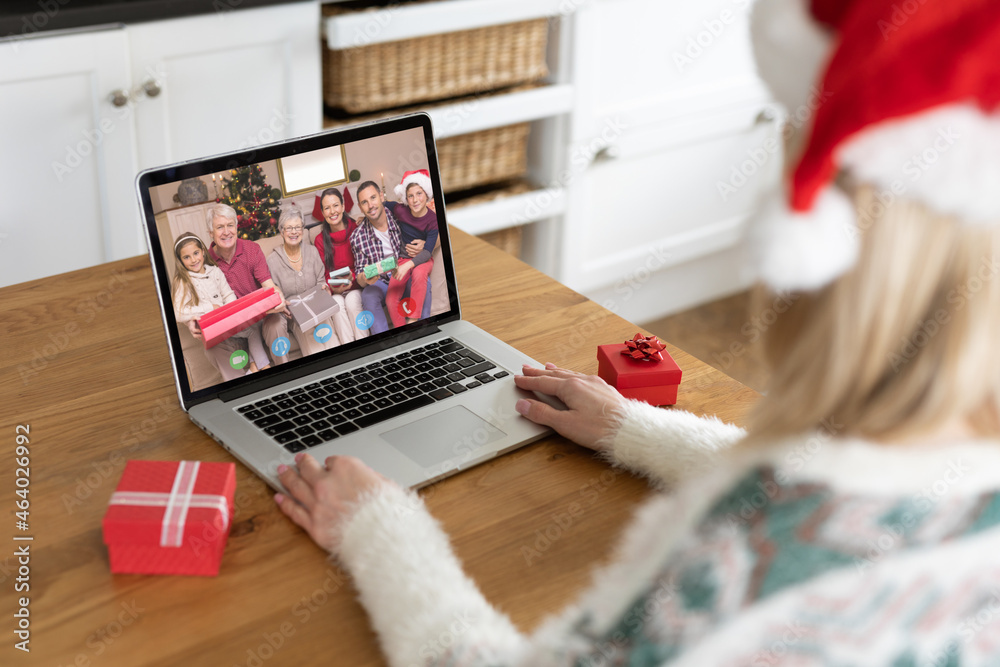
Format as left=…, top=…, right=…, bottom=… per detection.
left=273, top=1, right=1000, bottom=663
left=313, top=187, right=369, bottom=342
left=170, top=232, right=270, bottom=380
left=265, top=205, right=339, bottom=363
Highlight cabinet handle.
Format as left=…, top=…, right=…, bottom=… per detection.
left=142, top=79, right=162, bottom=98
left=108, top=89, right=131, bottom=107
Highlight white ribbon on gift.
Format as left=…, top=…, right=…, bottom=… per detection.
left=109, top=461, right=230, bottom=548
left=288, top=288, right=339, bottom=328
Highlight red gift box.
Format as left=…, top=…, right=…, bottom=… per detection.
left=198, top=287, right=281, bottom=349
left=597, top=343, right=682, bottom=406
left=102, top=460, right=236, bottom=577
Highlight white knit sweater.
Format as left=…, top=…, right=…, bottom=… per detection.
left=337, top=401, right=1000, bottom=666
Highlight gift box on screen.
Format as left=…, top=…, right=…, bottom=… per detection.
left=287, top=286, right=340, bottom=331
left=102, top=460, right=236, bottom=577
left=597, top=335, right=682, bottom=406
left=363, top=256, right=397, bottom=280
left=198, top=286, right=281, bottom=349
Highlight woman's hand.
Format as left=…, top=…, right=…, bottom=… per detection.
left=185, top=320, right=203, bottom=340
left=394, top=260, right=414, bottom=282
left=275, top=453, right=394, bottom=553
left=329, top=282, right=350, bottom=295
left=513, top=363, right=629, bottom=452
left=405, top=239, right=425, bottom=257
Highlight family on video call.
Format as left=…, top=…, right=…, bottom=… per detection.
left=169, top=169, right=440, bottom=382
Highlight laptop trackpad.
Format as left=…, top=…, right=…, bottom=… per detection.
left=380, top=406, right=507, bottom=469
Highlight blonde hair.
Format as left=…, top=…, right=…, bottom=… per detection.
left=170, top=233, right=215, bottom=312
left=746, top=185, right=1000, bottom=444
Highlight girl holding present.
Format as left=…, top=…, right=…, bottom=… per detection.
left=171, top=233, right=270, bottom=380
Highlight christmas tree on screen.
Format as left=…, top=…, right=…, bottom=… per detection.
left=218, top=165, right=282, bottom=241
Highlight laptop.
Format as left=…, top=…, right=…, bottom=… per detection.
left=136, top=113, right=555, bottom=490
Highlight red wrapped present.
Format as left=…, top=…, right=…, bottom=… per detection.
left=597, top=335, right=682, bottom=406
left=198, top=287, right=281, bottom=349
left=102, top=460, right=236, bottom=577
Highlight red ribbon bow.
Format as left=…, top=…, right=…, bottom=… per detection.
left=622, top=333, right=666, bottom=362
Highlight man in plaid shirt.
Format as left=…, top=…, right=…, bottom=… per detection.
left=350, top=180, right=431, bottom=334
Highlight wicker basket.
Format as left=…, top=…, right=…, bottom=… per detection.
left=324, top=88, right=534, bottom=194
left=446, top=180, right=535, bottom=259
left=323, top=4, right=549, bottom=113
left=438, top=123, right=531, bottom=193
left=478, top=225, right=523, bottom=258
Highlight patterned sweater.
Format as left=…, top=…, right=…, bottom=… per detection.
left=336, top=401, right=1000, bottom=666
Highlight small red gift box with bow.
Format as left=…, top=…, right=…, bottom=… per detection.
left=597, top=334, right=682, bottom=406
left=102, top=460, right=236, bottom=576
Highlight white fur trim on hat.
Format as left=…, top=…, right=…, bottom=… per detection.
left=837, top=104, right=1000, bottom=226
left=750, top=0, right=834, bottom=116
left=752, top=184, right=859, bottom=292
left=393, top=171, right=433, bottom=201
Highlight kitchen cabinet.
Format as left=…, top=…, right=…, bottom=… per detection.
left=0, top=1, right=321, bottom=287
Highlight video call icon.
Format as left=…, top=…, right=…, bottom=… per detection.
left=229, top=350, right=249, bottom=370
left=271, top=336, right=291, bottom=357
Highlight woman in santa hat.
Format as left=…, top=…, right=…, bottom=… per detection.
left=385, top=169, right=439, bottom=326
left=274, top=0, right=1000, bottom=663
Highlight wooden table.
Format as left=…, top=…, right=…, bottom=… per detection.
left=0, top=229, right=758, bottom=666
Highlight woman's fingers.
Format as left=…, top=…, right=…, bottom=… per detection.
left=274, top=492, right=312, bottom=531
left=513, top=373, right=569, bottom=397
left=277, top=461, right=317, bottom=508
left=515, top=398, right=570, bottom=430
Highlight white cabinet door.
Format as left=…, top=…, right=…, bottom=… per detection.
left=573, top=0, right=768, bottom=141
left=0, top=28, right=142, bottom=286
left=560, top=107, right=783, bottom=292
left=128, top=1, right=322, bottom=170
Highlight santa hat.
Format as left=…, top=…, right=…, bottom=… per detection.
left=750, top=0, right=1000, bottom=292
left=394, top=169, right=433, bottom=201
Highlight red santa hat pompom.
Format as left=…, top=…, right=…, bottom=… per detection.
left=394, top=169, right=433, bottom=202
left=749, top=0, right=1000, bottom=291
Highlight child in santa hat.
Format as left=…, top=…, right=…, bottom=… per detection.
left=274, top=1, right=1000, bottom=663
left=385, top=169, right=439, bottom=326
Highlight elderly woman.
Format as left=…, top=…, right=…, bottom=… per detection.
left=265, top=204, right=340, bottom=363
left=273, top=1, right=1000, bottom=664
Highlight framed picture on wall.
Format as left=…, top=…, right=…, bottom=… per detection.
left=276, top=145, right=349, bottom=197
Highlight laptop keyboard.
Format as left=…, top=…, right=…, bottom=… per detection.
left=235, top=338, right=510, bottom=453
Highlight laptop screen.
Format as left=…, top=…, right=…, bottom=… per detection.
left=137, top=115, right=459, bottom=405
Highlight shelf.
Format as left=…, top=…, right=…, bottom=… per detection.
left=324, top=0, right=569, bottom=49
left=445, top=185, right=567, bottom=236
left=428, top=84, right=574, bottom=139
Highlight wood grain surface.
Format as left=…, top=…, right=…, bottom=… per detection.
left=0, top=229, right=758, bottom=666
